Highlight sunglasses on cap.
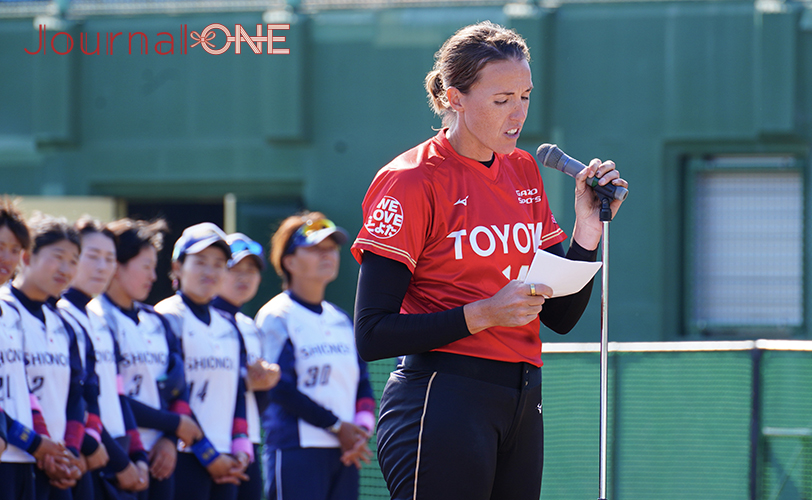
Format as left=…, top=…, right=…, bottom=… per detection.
left=286, top=218, right=347, bottom=253
left=230, top=239, right=263, bottom=257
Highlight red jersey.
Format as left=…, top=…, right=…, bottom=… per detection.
left=351, top=129, right=566, bottom=366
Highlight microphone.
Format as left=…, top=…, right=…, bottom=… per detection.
left=536, top=144, right=628, bottom=202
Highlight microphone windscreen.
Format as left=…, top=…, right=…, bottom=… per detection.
left=536, top=144, right=559, bottom=170
left=536, top=143, right=582, bottom=177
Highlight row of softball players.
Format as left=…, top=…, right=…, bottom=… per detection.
left=0, top=203, right=280, bottom=500
left=1, top=201, right=376, bottom=500
left=157, top=216, right=376, bottom=500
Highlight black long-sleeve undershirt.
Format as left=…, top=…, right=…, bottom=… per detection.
left=354, top=240, right=598, bottom=362
left=538, top=241, right=599, bottom=333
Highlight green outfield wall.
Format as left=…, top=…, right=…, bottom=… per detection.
left=2, top=0, right=810, bottom=342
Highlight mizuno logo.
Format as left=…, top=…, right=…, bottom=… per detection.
left=454, top=196, right=469, bottom=206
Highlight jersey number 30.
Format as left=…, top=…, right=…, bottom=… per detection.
left=303, top=365, right=331, bottom=387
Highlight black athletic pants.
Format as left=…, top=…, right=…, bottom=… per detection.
left=236, top=444, right=262, bottom=500
left=0, top=463, right=36, bottom=500
left=173, top=452, right=237, bottom=500
left=377, top=352, right=544, bottom=500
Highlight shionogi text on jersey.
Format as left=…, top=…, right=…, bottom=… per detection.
left=24, top=351, right=69, bottom=366
left=119, top=350, right=168, bottom=368
left=93, top=348, right=117, bottom=364
left=0, top=347, right=24, bottom=366
left=298, top=342, right=353, bottom=359
left=185, top=355, right=235, bottom=371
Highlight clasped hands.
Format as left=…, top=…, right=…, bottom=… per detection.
left=246, top=359, right=281, bottom=391
left=335, top=422, right=372, bottom=470
left=174, top=415, right=250, bottom=485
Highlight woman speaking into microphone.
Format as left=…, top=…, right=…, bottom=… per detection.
left=351, top=21, right=628, bottom=500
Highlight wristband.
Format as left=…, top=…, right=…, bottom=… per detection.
left=64, top=420, right=85, bottom=453
left=356, top=397, right=376, bottom=415
left=127, top=428, right=145, bottom=455
left=8, top=419, right=37, bottom=451
left=231, top=418, right=248, bottom=438
left=354, top=411, right=375, bottom=433
left=190, top=437, right=220, bottom=467
left=32, top=411, right=49, bottom=438
left=85, top=413, right=103, bottom=436
left=169, top=400, right=192, bottom=417
left=231, top=437, right=254, bottom=462
left=30, top=395, right=49, bottom=437
left=86, top=429, right=102, bottom=443
left=29, top=394, right=43, bottom=413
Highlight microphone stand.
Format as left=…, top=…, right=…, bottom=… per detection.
left=598, top=197, right=612, bottom=500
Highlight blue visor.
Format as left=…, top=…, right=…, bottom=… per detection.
left=226, top=232, right=266, bottom=270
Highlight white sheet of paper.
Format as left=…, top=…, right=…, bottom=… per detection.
left=523, top=250, right=603, bottom=298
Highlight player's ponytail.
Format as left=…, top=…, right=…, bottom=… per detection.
left=425, top=69, right=448, bottom=120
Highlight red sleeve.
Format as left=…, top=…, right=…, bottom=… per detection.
left=351, top=156, right=433, bottom=273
